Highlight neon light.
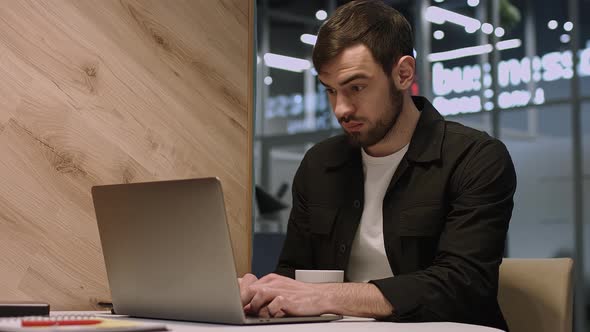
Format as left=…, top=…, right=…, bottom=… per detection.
left=467, top=0, right=480, bottom=7
left=498, top=58, right=531, bottom=88
left=433, top=95, right=482, bottom=116
left=560, top=34, right=571, bottom=44
left=428, top=39, right=521, bottom=62
left=542, top=51, right=571, bottom=81
left=434, top=30, right=445, bottom=40
left=425, top=6, right=481, bottom=33
left=300, top=34, right=317, bottom=46
left=263, top=53, right=311, bottom=72
left=481, top=23, right=494, bottom=34
left=578, top=48, right=590, bottom=76
left=433, top=46, right=590, bottom=96
left=432, top=63, right=482, bottom=96
left=316, top=10, right=327, bottom=21
left=533, top=88, right=545, bottom=105
left=428, top=44, right=493, bottom=62
left=498, top=90, right=533, bottom=108
left=496, top=39, right=522, bottom=51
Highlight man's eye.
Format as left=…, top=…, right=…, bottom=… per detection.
left=351, top=86, right=364, bottom=92
left=326, top=89, right=336, bottom=95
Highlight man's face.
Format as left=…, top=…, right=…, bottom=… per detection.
left=318, top=44, right=404, bottom=148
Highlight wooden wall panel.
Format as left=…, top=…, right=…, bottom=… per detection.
left=0, top=0, right=253, bottom=309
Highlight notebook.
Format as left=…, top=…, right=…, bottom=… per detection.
left=91, top=177, right=341, bottom=325
left=0, top=315, right=166, bottom=332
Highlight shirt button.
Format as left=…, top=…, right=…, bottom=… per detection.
left=353, top=200, right=361, bottom=208
left=339, top=244, right=347, bottom=254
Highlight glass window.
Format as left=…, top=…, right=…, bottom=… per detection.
left=254, top=1, right=589, bottom=328
left=500, top=105, right=574, bottom=258
left=582, top=101, right=590, bottom=299
left=445, top=112, right=492, bottom=134
left=578, top=0, right=590, bottom=98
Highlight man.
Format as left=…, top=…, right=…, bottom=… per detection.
left=240, top=1, right=516, bottom=330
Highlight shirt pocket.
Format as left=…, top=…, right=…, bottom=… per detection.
left=309, top=206, right=338, bottom=236
left=397, top=204, right=444, bottom=237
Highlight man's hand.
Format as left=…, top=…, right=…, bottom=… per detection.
left=240, top=273, right=394, bottom=319
left=242, top=273, right=328, bottom=318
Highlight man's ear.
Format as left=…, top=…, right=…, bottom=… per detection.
left=390, top=55, right=416, bottom=90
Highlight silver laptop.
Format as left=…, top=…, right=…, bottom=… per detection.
left=91, top=177, right=341, bottom=325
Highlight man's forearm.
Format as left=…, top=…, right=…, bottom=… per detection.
left=316, top=283, right=394, bottom=318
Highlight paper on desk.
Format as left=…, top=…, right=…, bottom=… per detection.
left=339, top=316, right=376, bottom=322
left=0, top=317, right=167, bottom=332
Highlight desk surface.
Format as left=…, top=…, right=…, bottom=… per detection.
left=53, top=312, right=503, bottom=332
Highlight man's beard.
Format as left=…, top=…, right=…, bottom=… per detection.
left=342, top=82, right=404, bottom=148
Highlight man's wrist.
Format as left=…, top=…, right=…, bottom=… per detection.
left=312, top=282, right=394, bottom=318
left=313, top=283, right=341, bottom=315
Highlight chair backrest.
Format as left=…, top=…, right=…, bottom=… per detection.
left=498, top=258, right=574, bottom=332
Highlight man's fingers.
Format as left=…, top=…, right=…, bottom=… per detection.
left=248, top=287, right=275, bottom=313
left=239, top=273, right=259, bottom=306
left=267, top=296, right=287, bottom=318
left=258, top=306, right=271, bottom=318
left=240, top=286, right=255, bottom=306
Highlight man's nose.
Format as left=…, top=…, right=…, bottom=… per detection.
left=333, top=95, right=355, bottom=121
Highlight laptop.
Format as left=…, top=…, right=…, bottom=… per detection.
left=91, top=177, right=342, bottom=325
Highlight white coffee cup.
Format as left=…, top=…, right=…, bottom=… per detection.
left=295, top=269, right=344, bottom=283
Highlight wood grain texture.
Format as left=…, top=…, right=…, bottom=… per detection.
left=0, top=0, right=252, bottom=309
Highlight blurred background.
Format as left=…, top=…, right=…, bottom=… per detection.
left=251, top=0, right=590, bottom=330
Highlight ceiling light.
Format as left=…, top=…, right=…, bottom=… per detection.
left=548, top=20, right=558, bottom=30
left=467, top=0, right=479, bottom=7
left=433, top=30, right=445, bottom=40
left=264, top=76, right=273, bottom=85
left=494, top=27, right=505, bottom=37
left=563, top=21, right=573, bottom=32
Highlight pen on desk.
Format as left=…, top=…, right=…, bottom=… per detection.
left=22, top=319, right=102, bottom=327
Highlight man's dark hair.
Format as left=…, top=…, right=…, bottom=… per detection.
left=312, top=0, right=414, bottom=76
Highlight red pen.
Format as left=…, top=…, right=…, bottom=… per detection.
left=22, top=319, right=102, bottom=327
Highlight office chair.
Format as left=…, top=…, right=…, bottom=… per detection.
left=498, top=258, right=574, bottom=332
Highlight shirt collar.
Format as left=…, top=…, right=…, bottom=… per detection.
left=405, top=96, right=445, bottom=163
left=322, top=96, right=445, bottom=169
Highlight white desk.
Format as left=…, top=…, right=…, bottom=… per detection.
left=53, top=312, right=504, bottom=332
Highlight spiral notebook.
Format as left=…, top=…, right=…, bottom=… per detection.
left=0, top=315, right=167, bottom=332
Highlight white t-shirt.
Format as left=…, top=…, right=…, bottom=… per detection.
left=346, top=144, right=409, bottom=282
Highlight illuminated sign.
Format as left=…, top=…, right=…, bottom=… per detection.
left=263, top=43, right=590, bottom=134
left=433, top=45, right=590, bottom=115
